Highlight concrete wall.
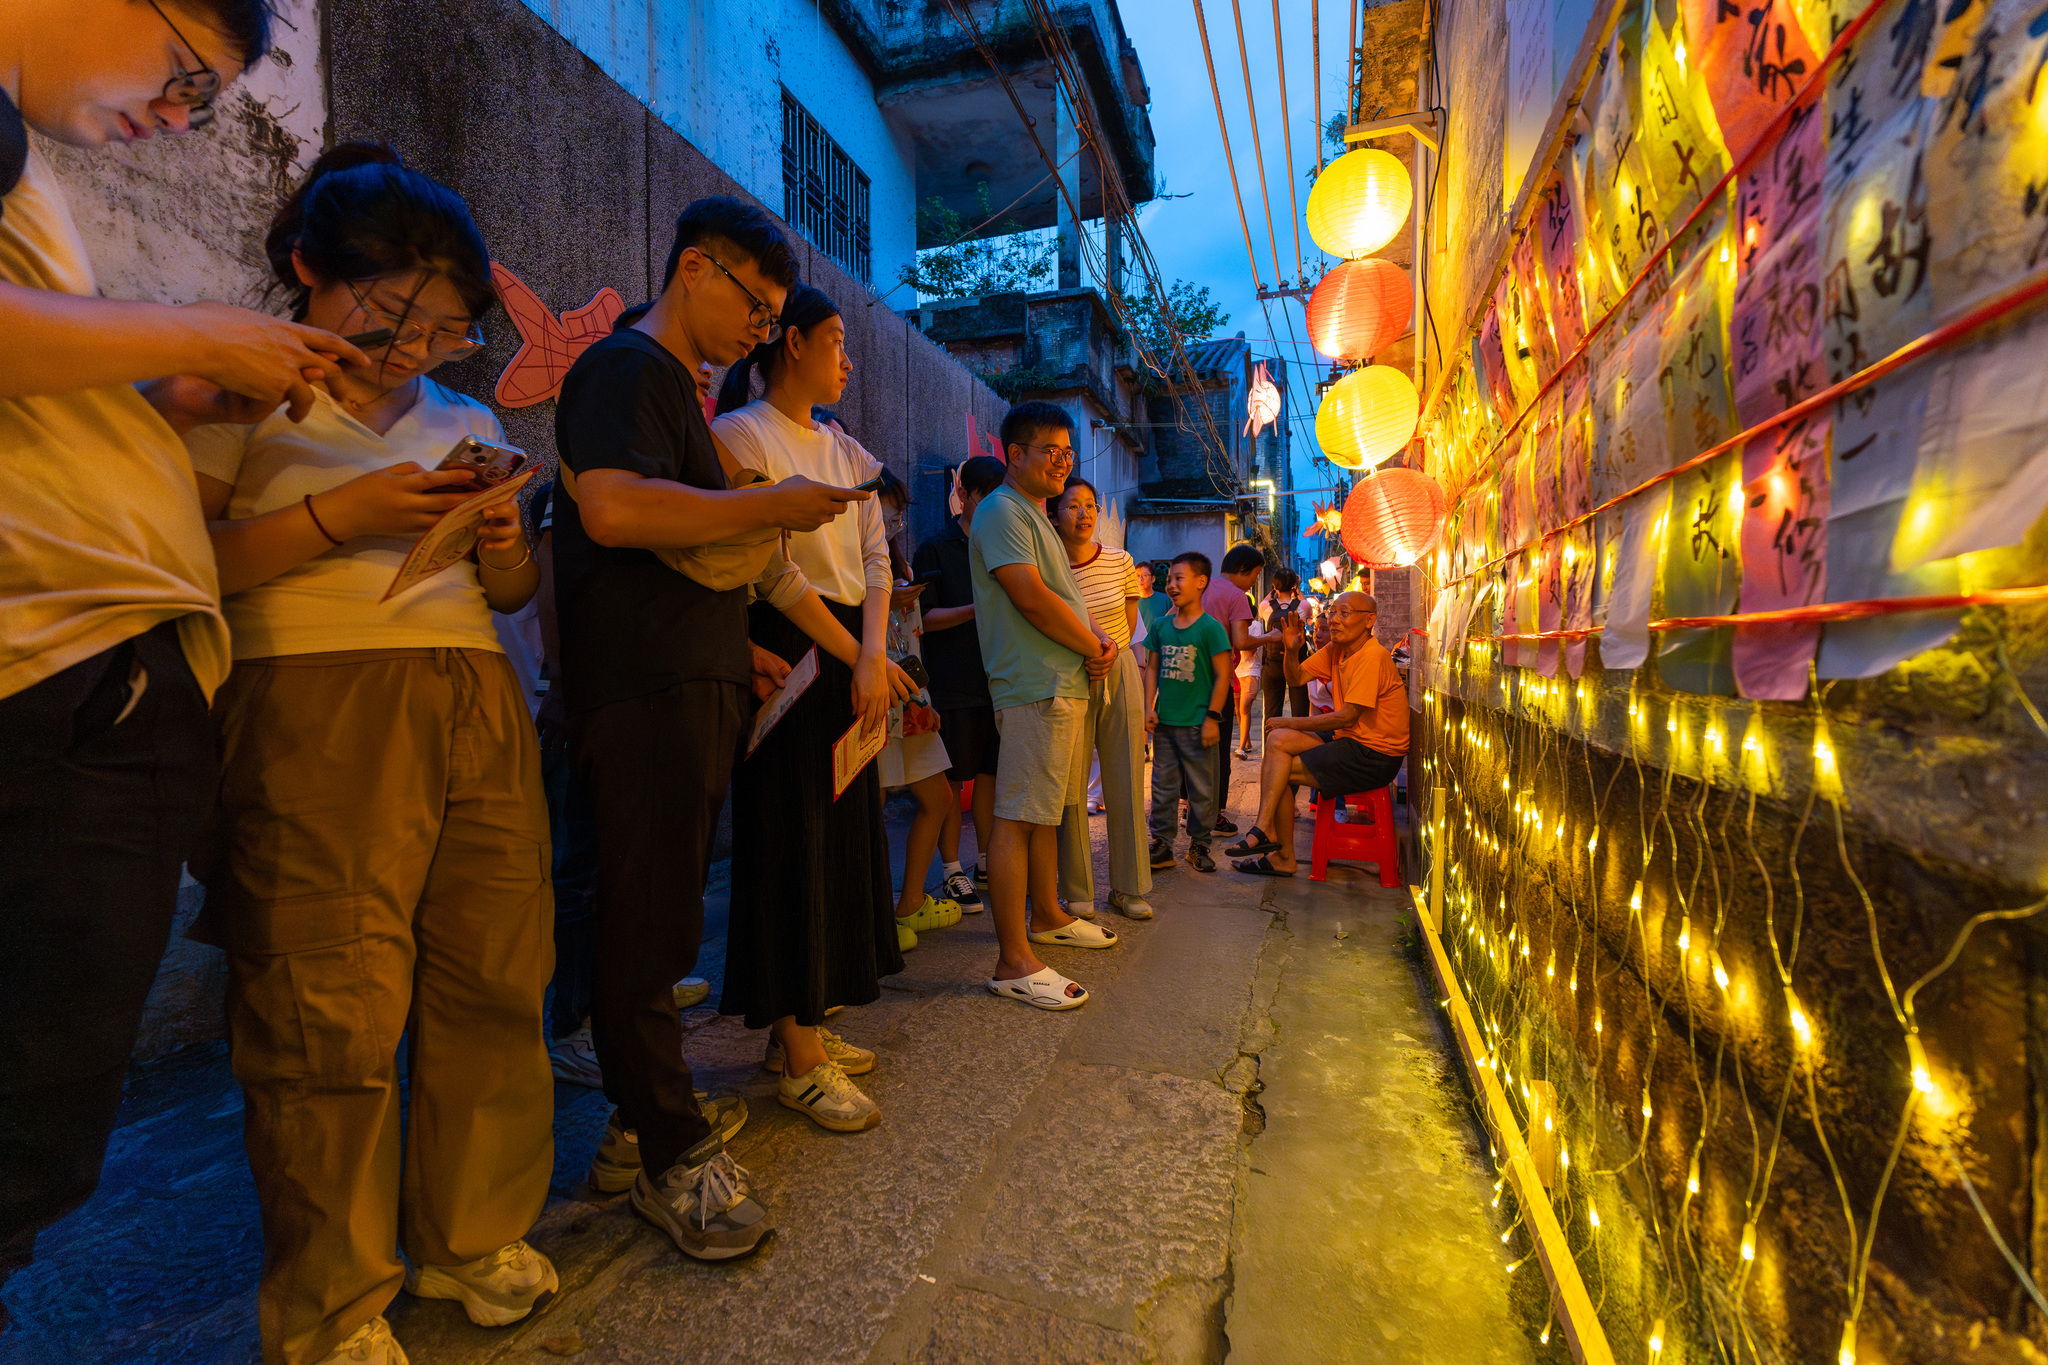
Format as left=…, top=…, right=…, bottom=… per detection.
left=511, top=0, right=917, bottom=290
left=1126, top=512, right=1226, bottom=580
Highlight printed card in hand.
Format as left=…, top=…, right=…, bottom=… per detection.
left=382, top=465, right=541, bottom=602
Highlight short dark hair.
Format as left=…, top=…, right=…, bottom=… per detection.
left=190, top=0, right=275, bottom=65
left=1274, top=568, right=1300, bottom=590
left=956, top=455, right=1007, bottom=499
left=1172, top=550, right=1212, bottom=583
left=1000, top=400, right=1072, bottom=452
left=661, top=196, right=797, bottom=292
left=1221, top=544, right=1265, bottom=576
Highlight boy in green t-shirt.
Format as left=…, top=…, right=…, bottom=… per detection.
left=1142, top=551, right=1233, bottom=872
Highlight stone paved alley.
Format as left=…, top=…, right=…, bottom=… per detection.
left=4, top=769, right=1534, bottom=1365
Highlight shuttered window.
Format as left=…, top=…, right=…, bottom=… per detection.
left=781, top=91, right=871, bottom=285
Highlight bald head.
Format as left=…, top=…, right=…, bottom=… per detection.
left=1328, top=591, right=1379, bottom=649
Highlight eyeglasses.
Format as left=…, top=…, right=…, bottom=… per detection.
left=146, top=0, right=223, bottom=129
left=1022, top=443, right=1078, bottom=465
left=346, top=280, right=486, bottom=359
left=701, top=252, right=785, bottom=343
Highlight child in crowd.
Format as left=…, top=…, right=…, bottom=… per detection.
left=187, top=145, right=555, bottom=1365
left=714, top=283, right=914, bottom=1136
left=873, top=471, right=966, bottom=942
left=1144, top=552, right=1233, bottom=874
left=1049, top=477, right=1153, bottom=920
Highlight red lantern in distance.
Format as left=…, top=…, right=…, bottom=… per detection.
left=1307, top=258, right=1413, bottom=362
left=1340, top=467, right=1446, bottom=569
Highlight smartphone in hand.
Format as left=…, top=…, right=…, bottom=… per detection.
left=435, top=435, right=528, bottom=493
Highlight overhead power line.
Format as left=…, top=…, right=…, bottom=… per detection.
left=1226, top=0, right=1287, bottom=288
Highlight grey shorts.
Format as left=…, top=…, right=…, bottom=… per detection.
left=992, top=697, right=1089, bottom=826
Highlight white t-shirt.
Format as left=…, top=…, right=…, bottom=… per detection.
left=0, top=146, right=229, bottom=701
left=711, top=400, right=889, bottom=607
left=1068, top=544, right=1140, bottom=650
left=186, top=378, right=509, bottom=659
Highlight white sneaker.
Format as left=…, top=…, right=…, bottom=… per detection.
left=313, top=1316, right=408, bottom=1364
left=548, top=1024, right=602, bottom=1088
left=405, top=1240, right=558, bottom=1327
left=779, top=1061, right=882, bottom=1132
left=1109, top=892, right=1155, bottom=920
left=763, top=1025, right=876, bottom=1076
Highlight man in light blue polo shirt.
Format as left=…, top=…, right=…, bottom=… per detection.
left=969, top=402, right=1122, bottom=1010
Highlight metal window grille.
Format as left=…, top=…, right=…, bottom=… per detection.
left=781, top=91, right=871, bottom=284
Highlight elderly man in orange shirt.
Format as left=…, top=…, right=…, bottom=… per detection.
left=1224, top=591, right=1408, bottom=876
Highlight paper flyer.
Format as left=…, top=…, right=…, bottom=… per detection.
left=831, top=715, right=888, bottom=800
left=746, top=647, right=820, bottom=758
left=381, top=464, right=542, bottom=602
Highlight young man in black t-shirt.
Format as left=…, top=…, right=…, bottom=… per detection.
left=552, top=197, right=867, bottom=1261
left=912, top=454, right=1009, bottom=902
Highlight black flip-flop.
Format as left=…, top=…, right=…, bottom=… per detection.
left=1233, top=855, right=1295, bottom=878
left=1224, top=828, right=1280, bottom=858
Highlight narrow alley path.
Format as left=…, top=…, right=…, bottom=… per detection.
left=5, top=770, right=1534, bottom=1365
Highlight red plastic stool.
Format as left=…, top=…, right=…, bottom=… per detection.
left=1310, top=784, right=1401, bottom=886
left=959, top=778, right=973, bottom=812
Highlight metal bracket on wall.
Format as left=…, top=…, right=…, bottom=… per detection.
left=1342, top=110, right=1440, bottom=153
left=1256, top=283, right=1314, bottom=303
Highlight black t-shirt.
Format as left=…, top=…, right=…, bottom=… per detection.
left=0, top=88, right=27, bottom=215
left=911, top=517, right=990, bottom=710
left=551, top=329, right=750, bottom=714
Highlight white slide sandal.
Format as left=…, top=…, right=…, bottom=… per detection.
left=986, top=966, right=1090, bottom=1010
left=1027, top=919, right=1119, bottom=950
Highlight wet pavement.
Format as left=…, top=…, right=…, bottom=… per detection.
left=3, top=761, right=1537, bottom=1364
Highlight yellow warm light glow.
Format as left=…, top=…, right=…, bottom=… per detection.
left=1906, top=1032, right=1936, bottom=1096
left=1306, top=147, right=1413, bottom=258
left=1649, top=1318, right=1665, bottom=1355
left=1630, top=880, right=1644, bottom=911
left=1840, top=1319, right=1858, bottom=1365
left=1589, top=1208, right=1602, bottom=1229
left=1711, top=950, right=1730, bottom=991
left=1316, top=366, right=1420, bottom=469
left=1686, top=1151, right=1701, bottom=1195
left=1740, top=1221, right=1757, bottom=1262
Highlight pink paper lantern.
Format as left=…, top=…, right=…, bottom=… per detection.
left=1340, top=467, right=1446, bottom=569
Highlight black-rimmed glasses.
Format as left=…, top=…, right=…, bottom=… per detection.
left=1022, top=442, right=1078, bottom=465
left=146, top=0, right=223, bottom=129
left=701, top=252, right=785, bottom=343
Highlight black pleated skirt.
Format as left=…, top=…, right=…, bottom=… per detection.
left=720, top=598, right=902, bottom=1030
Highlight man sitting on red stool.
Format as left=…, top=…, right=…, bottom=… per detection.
left=1224, top=591, right=1408, bottom=876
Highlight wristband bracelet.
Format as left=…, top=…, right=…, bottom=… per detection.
left=480, top=541, right=533, bottom=573
left=303, top=494, right=342, bottom=547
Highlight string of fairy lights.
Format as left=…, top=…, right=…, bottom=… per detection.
left=1417, top=645, right=2048, bottom=1362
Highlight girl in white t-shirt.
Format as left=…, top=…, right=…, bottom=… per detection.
left=182, top=145, right=555, bottom=1363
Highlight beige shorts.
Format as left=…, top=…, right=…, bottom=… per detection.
left=992, top=697, right=1089, bottom=826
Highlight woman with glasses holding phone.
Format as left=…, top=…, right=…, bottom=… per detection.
left=181, top=143, right=555, bottom=1365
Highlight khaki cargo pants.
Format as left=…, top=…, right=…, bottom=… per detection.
left=199, top=649, right=554, bottom=1365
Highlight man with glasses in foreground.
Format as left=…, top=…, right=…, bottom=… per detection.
left=551, top=197, right=869, bottom=1261
left=970, top=402, right=1123, bottom=1011
left=0, top=0, right=376, bottom=1310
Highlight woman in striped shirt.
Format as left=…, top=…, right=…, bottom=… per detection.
left=1046, top=476, right=1155, bottom=920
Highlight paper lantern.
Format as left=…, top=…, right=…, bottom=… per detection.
left=1306, top=148, right=1413, bottom=259
left=1315, top=365, right=1419, bottom=469
left=1306, top=258, right=1413, bottom=361
left=1340, top=467, right=1446, bottom=569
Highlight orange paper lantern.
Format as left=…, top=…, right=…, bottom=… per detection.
left=1315, top=365, right=1419, bottom=469
left=1306, top=148, right=1413, bottom=259
left=1340, top=467, right=1445, bottom=569
left=1306, top=258, right=1414, bottom=362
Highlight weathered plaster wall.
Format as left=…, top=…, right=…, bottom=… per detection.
left=512, top=0, right=918, bottom=290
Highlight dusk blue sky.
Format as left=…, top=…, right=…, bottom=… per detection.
left=1121, top=0, right=1360, bottom=566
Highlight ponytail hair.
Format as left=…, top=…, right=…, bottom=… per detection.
left=714, top=282, right=842, bottom=416
left=265, top=142, right=496, bottom=322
